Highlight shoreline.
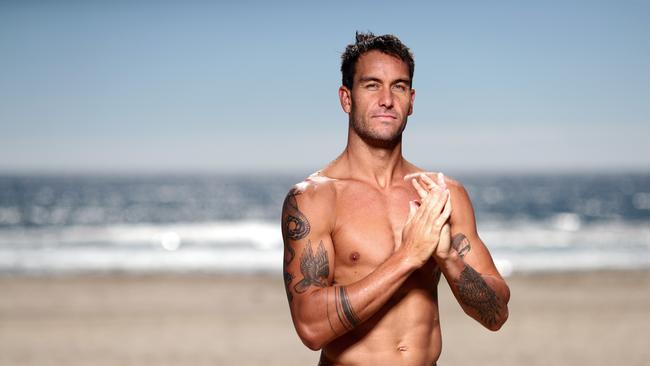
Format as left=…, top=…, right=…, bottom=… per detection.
left=1, top=270, right=648, bottom=366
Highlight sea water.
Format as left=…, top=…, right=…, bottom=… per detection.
left=0, top=173, right=648, bottom=275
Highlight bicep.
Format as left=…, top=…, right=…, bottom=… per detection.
left=284, top=235, right=335, bottom=298
left=281, top=186, right=335, bottom=308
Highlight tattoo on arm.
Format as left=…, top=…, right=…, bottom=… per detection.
left=294, top=240, right=330, bottom=293
left=454, top=265, right=501, bottom=327
left=451, top=233, right=471, bottom=257
left=283, top=269, right=294, bottom=303
left=282, top=188, right=311, bottom=241
left=334, top=286, right=360, bottom=330
left=326, top=288, right=339, bottom=336
left=282, top=220, right=296, bottom=302
left=281, top=188, right=311, bottom=302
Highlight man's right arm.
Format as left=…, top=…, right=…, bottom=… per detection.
left=281, top=180, right=451, bottom=350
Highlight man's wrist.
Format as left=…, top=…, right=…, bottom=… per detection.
left=436, top=249, right=465, bottom=276
left=394, top=248, right=421, bottom=273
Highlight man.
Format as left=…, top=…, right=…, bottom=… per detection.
left=281, top=32, right=510, bottom=365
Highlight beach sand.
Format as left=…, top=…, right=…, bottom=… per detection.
left=0, top=271, right=648, bottom=366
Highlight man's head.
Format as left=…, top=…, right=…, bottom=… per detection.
left=341, top=32, right=415, bottom=90
left=339, top=32, right=416, bottom=148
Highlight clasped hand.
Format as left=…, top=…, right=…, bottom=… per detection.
left=400, top=173, right=453, bottom=266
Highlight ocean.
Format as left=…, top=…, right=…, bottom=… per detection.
left=0, top=173, right=648, bottom=276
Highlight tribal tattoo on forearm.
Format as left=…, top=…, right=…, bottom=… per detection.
left=454, top=265, right=502, bottom=327
left=281, top=188, right=311, bottom=302
left=451, top=233, right=471, bottom=257
left=334, top=286, right=360, bottom=330
left=294, top=240, right=330, bottom=293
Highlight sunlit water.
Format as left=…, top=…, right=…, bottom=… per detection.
left=1, top=173, right=648, bottom=275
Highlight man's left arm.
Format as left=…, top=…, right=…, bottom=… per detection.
left=413, top=174, right=510, bottom=331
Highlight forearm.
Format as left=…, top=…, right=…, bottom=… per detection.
left=438, top=251, right=510, bottom=331
left=292, top=250, right=418, bottom=350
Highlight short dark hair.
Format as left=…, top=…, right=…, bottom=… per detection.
left=341, top=31, right=415, bottom=89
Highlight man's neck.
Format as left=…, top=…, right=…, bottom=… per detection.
left=340, top=130, right=405, bottom=189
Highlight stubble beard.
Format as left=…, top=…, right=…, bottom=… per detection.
left=350, top=113, right=407, bottom=150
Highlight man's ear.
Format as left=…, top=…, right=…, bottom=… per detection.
left=339, top=86, right=352, bottom=113
left=408, top=88, right=416, bottom=116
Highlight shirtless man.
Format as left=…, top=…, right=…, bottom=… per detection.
left=281, top=32, right=510, bottom=365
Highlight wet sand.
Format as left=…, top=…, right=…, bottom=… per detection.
left=0, top=270, right=648, bottom=366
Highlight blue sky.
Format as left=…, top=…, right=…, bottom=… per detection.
left=1, top=0, right=648, bottom=175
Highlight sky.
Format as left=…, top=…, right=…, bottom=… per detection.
left=1, top=0, right=649, bottom=175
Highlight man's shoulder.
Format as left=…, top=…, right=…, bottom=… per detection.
left=282, top=172, right=338, bottom=233
left=285, top=172, right=338, bottom=211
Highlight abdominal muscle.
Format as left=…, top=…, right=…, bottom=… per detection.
left=321, top=277, right=442, bottom=365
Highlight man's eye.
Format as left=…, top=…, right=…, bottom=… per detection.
left=393, top=84, right=407, bottom=92
left=366, top=83, right=379, bottom=90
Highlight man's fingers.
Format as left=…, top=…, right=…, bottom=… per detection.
left=437, top=172, right=447, bottom=190
left=411, top=178, right=428, bottom=199
left=406, top=200, right=418, bottom=224
left=445, top=190, right=453, bottom=209
left=404, top=171, right=442, bottom=181
left=409, top=178, right=450, bottom=230
left=420, top=173, right=441, bottom=191
left=440, top=223, right=450, bottom=238
left=434, top=193, right=453, bottom=228
left=422, top=189, right=448, bottom=227
left=403, top=172, right=422, bottom=181
left=411, top=188, right=439, bottom=227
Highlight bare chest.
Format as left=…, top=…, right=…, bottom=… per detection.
left=331, top=183, right=417, bottom=282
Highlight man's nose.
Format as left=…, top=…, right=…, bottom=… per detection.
left=378, top=88, right=394, bottom=108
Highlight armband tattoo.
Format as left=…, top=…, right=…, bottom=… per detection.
left=334, top=286, right=360, bottom=330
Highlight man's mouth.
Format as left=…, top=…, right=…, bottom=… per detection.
left=372, top=114, right=397, bottom=119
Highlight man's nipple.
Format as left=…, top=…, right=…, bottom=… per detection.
left=349, top=251, right=361, bottom=263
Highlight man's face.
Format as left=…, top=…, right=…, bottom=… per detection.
left=339, top=50, right=415, bottom=146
